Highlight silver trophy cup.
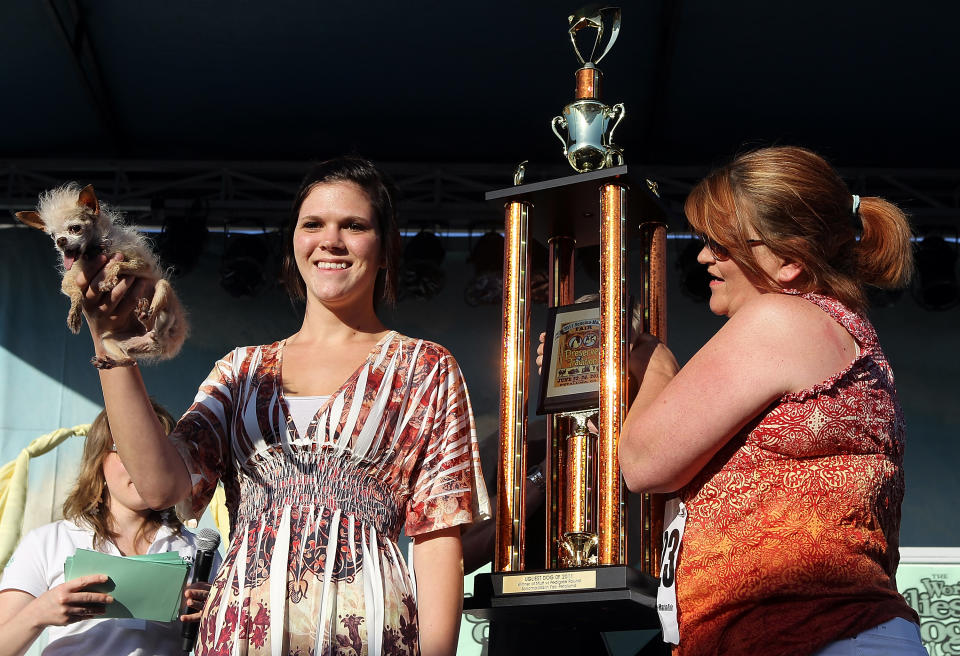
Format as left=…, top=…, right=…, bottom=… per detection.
left=552, top=100, right=625, bottom=173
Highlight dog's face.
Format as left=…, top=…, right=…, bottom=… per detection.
left=16, top=185, right=107, bottom=270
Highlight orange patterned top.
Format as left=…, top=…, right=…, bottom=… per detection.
left=675, top=293, right=918, bottom=656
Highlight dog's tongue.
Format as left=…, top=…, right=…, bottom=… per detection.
left=63, top=254, right=76, bottom=271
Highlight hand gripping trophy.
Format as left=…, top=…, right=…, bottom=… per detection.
left=551, top=6, right=626, bottom=172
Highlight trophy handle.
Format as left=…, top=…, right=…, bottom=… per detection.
left=551, top=115, right=569, bottom=154
left=607, top=103, right=626, bottom=143
left=604, top=147, right=624, bottom=168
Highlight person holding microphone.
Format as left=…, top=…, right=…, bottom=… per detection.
left=0, top=401, right=218, bottom=655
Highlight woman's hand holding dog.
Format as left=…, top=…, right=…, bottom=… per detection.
left=76, top=254, right=154, bottom=341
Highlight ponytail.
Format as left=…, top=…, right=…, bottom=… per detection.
left=855, top=196, right=914, bottom=289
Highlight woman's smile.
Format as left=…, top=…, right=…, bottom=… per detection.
left=314, top=260, right=350, bottom=270
left=293, top=181, right=383, bottom=307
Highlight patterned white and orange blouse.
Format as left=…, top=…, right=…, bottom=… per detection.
left=170, top=331, right=490, bottom=656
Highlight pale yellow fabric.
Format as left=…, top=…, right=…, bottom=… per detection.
left=208, top=484, right=230, bottom=548
left=0, top=425, right=90, bottom=569
left=0, top=425, right=231, bottom=569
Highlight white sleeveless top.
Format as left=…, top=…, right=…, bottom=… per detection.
left=284, top=395, right=329, bottom=438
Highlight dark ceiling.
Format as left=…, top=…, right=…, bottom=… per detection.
left=2, top=1, right=958, bottom=167
left=1, top=1, right=957, bottom=231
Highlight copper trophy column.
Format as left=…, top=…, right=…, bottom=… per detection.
left=495, top=201, right=532, bottom=572
left=560, top=412, right=599, bottom=567
left=546, top=235, right=576, bottom=569
left=598, top=183, right=629, bottom=565
left=639, top=221, right=668, bottom=574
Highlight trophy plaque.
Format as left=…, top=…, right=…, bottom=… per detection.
left=464, top=6, right=669, bottom=653
left=536, top=300, right=602, bottom=416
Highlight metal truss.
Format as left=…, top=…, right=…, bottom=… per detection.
left=624, top=166, right=960, bottom=230
left=2, top=159, right=957, bottom=234
left=0, top=160, right=513, bottom=232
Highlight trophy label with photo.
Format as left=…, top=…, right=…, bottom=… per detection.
left=537, top=301, right=601, bottom=414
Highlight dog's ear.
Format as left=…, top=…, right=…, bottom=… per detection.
left=15, top=211, right=46, bottom=231
left=77, top=185, right=100, bottom=215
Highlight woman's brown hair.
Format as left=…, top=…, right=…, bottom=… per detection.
left=685, top=145, right=913, bottom=313
left=62, top=400, right=182, bottom=551
left=281, top=155, right=402, bottom=307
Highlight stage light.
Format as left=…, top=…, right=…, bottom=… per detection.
left=866, top=287, right=903, bottom=308
left=912, top=233, right=960, bottom=311
left=577, top=244, right=606, bottom=287
left=529, top=239, right=549, bottom=304
left=399, top=229, right=446, bottom=301
left=464, top=231, right=504, bottom=306
left=220, top=229, right=271, bottom=297
left=155, top=198, right=208, bottom=278
left=461, top=230, right=548, bottom=306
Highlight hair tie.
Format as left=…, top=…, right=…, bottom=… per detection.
left=851, top=194, right=861, bottom=215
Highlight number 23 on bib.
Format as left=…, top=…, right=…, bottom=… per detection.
left=657, top=497, right=687, bottom=644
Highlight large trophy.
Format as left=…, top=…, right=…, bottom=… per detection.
left=465, top=6, right=668, bottom=654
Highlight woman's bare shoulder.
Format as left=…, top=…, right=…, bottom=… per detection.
left=726, top=292, right=854, bottom=389
left=704, top=292, right=842, bottom=375
left=726, top=293, right=831, bottom=339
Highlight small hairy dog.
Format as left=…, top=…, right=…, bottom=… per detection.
left=16, top=183, right=188, bottom=368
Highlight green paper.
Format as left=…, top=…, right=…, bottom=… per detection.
left=127, top=551, right=187, bottom=562
left=63, top=549, right=190, bottom=622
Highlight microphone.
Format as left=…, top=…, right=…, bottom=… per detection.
left=182, top=528, right=221, bottom=653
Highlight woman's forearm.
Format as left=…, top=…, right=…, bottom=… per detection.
left=619, top=342, right=682, bottom=493
left=0, top=615, right=43, bottom=656
left=98, top=365, right=191, bottom=508
left=413, top=527, right=463, bottom=656
left=0, top=593, right=51, bottom=656
left=79, top=263, right=192, bottom=509
left=92, top=311, right=190, bottom=509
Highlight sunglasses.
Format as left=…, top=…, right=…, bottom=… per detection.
left=696, top=233, right=764, bottom=261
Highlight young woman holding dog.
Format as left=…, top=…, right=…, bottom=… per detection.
left=617, top=146, right=924, bottom=655
left=0, top=401, right=214, bottom=656
left=75, top=156, right=488, bottom=656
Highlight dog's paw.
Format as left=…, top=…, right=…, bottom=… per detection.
left=97, top=260, right=123, bottom=292
left=97, top=277, right=118, bottom=293
left=90, top=354, right=136, bottom=369
left=135, top=297, right=151, bottom=320
left=67, top=312, right=82, bottom=334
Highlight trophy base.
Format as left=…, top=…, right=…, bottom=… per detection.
left=464, top=565, right=661, bottom=654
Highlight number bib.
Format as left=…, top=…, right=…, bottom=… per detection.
left=657, top=497, right=687, bottom=644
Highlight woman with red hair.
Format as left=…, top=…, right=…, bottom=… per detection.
left=620, top=146, right=924, bottom=655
